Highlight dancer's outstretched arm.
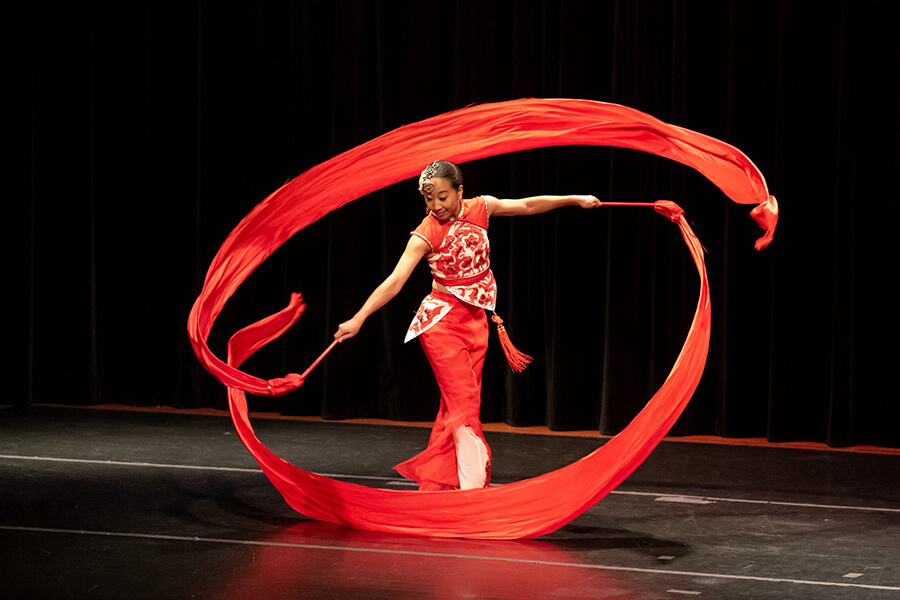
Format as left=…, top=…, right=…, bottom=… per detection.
left=487, top=194, right=600, bottom=216
left=334, top=236, right=430, bottom=342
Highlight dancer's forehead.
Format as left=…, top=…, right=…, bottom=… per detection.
left=425, top=177, right=459, bottom=195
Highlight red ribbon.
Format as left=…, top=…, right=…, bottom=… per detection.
left=188, top=99, right=775, bottom=538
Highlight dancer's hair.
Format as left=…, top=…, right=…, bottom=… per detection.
left=418, top=160, right=463, bottom=195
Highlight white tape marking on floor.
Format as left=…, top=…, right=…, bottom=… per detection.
left=0, top=454, right=403, bottom=484
left=2, top=454, right=899, bottom=514
left=612, top=490, right=900, bottom=514
left=1, top=525, right=899, bottom=592
left=655, top=496, right=715, bottom=505
left=0, top=454, right=262, bottom=473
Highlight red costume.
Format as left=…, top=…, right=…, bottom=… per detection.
left=394, top=196, right=496, bottom=491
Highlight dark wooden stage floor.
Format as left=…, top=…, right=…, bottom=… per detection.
left=2, top=405, right=898, bottom=599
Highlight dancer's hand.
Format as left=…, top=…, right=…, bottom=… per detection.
left=334, top=318, right=362, bottom=342
left=573, top=195, right=601, bottom=209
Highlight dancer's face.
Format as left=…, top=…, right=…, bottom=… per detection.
left=423, top=177, right=463, bottom=221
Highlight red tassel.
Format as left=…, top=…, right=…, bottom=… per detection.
left=491, top=314, right=532, bottom=373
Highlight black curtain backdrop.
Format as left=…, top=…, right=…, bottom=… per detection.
left=18, top=1, right=899, bottom=448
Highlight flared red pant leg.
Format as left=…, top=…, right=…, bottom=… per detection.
left=394, top=300, right=491, bottom=491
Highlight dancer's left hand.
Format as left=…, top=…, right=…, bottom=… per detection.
left=573, top=195, right=601, bottom=209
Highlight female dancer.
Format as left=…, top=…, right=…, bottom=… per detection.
left=335, top=160, right=599, bottom=491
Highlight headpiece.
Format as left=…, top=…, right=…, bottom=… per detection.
left=418, top=161, right=439, bottom=195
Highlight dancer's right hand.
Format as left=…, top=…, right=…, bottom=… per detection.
left=334, top=318, right=361, bottom=342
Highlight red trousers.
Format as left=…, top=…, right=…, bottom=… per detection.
left=394, top=291, right=492, bottom=491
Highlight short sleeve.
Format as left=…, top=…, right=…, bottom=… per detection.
left=410, top=216, right=437, bottom=251
left=465, top=196, right=489, bottom=229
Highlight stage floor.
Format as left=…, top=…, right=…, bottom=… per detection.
left=2, top=405, right=898, bottom=599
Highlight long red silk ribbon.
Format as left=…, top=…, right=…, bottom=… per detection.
left=187, top=99, right=776, bottom=539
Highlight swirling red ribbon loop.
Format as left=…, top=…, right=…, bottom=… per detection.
left=187, top=99, right=775, bottom=538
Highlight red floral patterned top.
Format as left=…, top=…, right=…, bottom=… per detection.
left=405, top=196, right=498, bottom=342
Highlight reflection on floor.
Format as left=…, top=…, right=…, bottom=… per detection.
left=2, top=405, right=898, bottom=599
